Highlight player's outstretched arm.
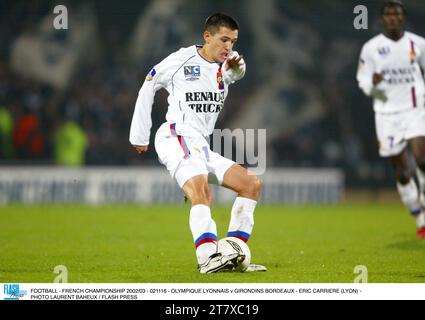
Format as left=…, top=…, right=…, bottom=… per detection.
left=129, top=50, right=180, bottom=148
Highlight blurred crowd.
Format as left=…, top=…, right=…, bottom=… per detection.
left=1, top=0, right=425, bottom=187
left=0, top=0, right=149, bottom=165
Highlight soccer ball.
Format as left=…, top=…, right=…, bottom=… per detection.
left=217, top=237, right=251, bottom=272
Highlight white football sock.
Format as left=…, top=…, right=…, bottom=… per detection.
left=416, top=212, right=425, bottom=229
left=227, top=197, right=257, bottom=242
left=396, top=180, right=421, bottom=217
left=417, top=168, right=425, bottom=193
left=190, top=204, right=217, bottom=265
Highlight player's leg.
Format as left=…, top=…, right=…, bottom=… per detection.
left=221, top=164, right=262, bottom=243
left=405, top=108, right=425, bottom=199
left=375, top=112, right=424, bottom=238
left=410, top=136, right=425, bottom=202
left=155, top=127, right=240, bottom=272
left=388, top=149, right=425, bottom=237
left=409, top=136, right=425, bottom=238
left=181, top=174, right=217, bottom=265
left=179, top=167, right=241, bottom=273
left=205, top=146, right=266, bottom=272
left=404, top=108, right=425, bottom=237
left=220, top=164, right=266, bottom=272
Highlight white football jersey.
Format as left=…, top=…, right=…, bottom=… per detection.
left=357, top=31, right=425, bottom=114
left=129, top=45, right=245, bottom=146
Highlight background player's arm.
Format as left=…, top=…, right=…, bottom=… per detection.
left=372, top=73, right=384, bottom=85
left=357, top=44, right=387, bottom=101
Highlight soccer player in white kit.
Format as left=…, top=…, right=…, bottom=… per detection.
left=130, top=13, right=267, bottom=272
left=357, top=1, right=425, bottom=239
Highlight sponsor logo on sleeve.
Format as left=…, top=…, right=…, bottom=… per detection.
left=146, top=68, right=156, bottom=81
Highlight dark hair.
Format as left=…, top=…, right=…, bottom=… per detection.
left=381, top=0, right=406, bottom=15
left=204, top=13, right=239, bottom=35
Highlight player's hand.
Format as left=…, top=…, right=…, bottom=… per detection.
left=133, top=145, right=149, bottom=154
left=223, top=54, right=244, bottom=71
left=370, top=87, right=388, bottom=102
left=372, top=73, right=384, bottom=86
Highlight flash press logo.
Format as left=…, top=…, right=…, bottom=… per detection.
left=3, top=284, right=28, bottom=300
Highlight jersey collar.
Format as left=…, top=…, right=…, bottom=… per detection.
left=195, top=45, right=221, bottom=66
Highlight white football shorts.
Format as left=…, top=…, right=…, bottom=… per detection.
left=375, top=107, right=425, bottom=157
left=154, top=122, right=235, bottom=188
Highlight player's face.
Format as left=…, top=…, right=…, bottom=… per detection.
left=381, top=6, right=405, bottom=33
left=204, top=27, right=238, bottom=63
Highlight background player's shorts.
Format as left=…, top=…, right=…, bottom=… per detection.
left=155, top=122, right=235, bottom=188
left=375, top=108, right=425, bottom=157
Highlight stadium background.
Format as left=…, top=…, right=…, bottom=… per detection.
left=1, top=0, right=424, bottom=186
left=1, top=0, right=425, bottom=283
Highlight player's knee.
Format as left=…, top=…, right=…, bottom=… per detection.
left=204, top=185, right=213, bottom=206
left=253, top=175, right=263, bottom=195
left=190, top=184, right=212, bottom=206
left=244, top=175, right=263, bottom=200
left=395, top=170, right=412, bottom=185
left=412, top=143, right=425, bottom=170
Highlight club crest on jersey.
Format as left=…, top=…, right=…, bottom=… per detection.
left=378, top=47, right=390, bottom=57
left=410, top=40, right=417, bottom=64
left=217, top=67, right=224, bottom=90
left=184, top=65, right=201, bottom=81
left=146, top=68, right=156, bottom=81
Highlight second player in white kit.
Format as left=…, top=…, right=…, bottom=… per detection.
left=357, top=32, right=425, bottom=156
left=130, top=13, right=266, bottom=272
left=357, top=1, right=425, bottom=239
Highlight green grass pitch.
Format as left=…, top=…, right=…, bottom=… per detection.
left=1, top=203, right=424, bottom=283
